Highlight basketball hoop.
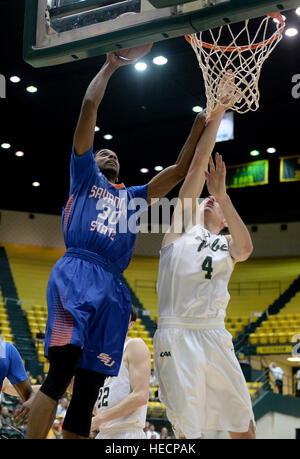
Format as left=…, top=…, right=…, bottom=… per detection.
left=185, top=13, right=285, bottom=118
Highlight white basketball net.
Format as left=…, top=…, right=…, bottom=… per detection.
left=187, top=14, right=285, bottom=118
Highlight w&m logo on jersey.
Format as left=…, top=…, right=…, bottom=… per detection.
left=160, top=351, right=171, bottom=357
left=97, top=352, right=115, bottom=367
left=195, top=236, right=228, bottom=253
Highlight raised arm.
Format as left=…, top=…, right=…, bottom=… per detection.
left=90, top=339, right=150, bottom=436
left=205, top=153, right=253, bottom=262
left=176, top=70, right=239, bottom=208
left=146, top=111, right=207, bottom=204
left=73, top=45, right=153, bottom=156
left=161, top=71, right=240, bottom=245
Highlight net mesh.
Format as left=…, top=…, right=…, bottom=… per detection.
left=186, top=14, right=285, bottom=118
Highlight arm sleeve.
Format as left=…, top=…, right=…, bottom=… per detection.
left=6, top=344, right=28, bottom=385
left=70, top=145, right=99, bottom=194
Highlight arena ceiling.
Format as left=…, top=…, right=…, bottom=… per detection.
left=0, top=1, right=300, bottom=224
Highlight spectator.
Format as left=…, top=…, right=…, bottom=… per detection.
left=0, top=406, right=12, bottom=430
left=36, top=327, right=45, bottom=342
left=296, top=368, right=300, bottom=398
left=154, top=384, right=159, bottom=401
left=269, top=362, right=284, bottom=394
left=26, top=371, right=33, bottom=382
left=146, top=423, right=159, bottom=439
left=150, top=369, right=158, bottom=387
left=52, top=419, right=63, bottom=439
left=36, top=374, right=44, bottom=385
left=160, top=426, right=169, bottom=439
left=56, top=397, right=69, bottom=419
left=144, top=421, right=150, bottom=436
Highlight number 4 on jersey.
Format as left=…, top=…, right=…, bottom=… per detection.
left=202, top=256, right=213, bottom=279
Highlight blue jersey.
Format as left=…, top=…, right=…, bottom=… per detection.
left=62, top=147, right=148, bottom=273
left=0, top=341, right=28, bottom=392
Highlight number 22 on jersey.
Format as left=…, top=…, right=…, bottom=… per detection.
left=97, top=387, right=110, bottom=409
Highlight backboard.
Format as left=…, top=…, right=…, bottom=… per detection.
left=23, top=0, right=300, bottom=67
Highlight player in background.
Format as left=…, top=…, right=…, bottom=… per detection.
left=0, top=338, right=35, bottom=424
left=26, top=44, right=207, bottom=439
left=89, top=305, right=150, bottom=439
left=154, top=71, right=256, bottom=439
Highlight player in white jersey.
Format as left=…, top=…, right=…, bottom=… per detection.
left=154, top=71, right=256, bottom=439
left=90, top=306, right=151, bottom=439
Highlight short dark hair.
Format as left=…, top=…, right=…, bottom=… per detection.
left=130, top=305, right=138, bottom=323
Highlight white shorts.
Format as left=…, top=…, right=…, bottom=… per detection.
left=154, top=325, right=255, bottom=439
left=95, top=428, right=146, bottom=439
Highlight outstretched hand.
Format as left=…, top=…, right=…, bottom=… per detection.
left=13, top=394, right=35, bottom=423
left=106, top=43, right=153, bottom=68
left=208, top=70, right=242, bottom=121
left=204, top=153, right=227, bottom=201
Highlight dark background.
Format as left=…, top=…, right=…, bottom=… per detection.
left=0, top=1, right=299, bottom=223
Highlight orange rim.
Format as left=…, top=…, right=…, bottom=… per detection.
left=185, top=13, right=285, bottom=52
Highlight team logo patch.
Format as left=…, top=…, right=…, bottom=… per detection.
left=160, top=351, right=171, bottom=357
left=97, top=353, right=115, bottom=367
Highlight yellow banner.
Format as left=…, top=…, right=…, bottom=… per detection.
left=256, top=345, right=293, bottom=354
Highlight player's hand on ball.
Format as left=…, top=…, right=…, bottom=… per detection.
left=106, top=43, right=153, bottom=68
left=204, top=153, right=227, bottom=201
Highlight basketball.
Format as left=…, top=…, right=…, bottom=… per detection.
left=115, top=43, right=153, bottom=62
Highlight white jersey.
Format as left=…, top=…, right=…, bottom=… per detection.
left=157, top=225, right=233, bottom=323
left=95, top=339, right=147, bottom=434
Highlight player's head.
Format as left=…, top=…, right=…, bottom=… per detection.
left=128, top=304, right=138, bottom=331
left=199, top=195, right=227, bottom=234
left=94, top=149, right=120, bottom=183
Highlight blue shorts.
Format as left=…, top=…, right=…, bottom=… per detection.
left=44, top=248, right=131, bottom=376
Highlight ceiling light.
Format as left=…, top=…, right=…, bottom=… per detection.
left=10, top=76, right=21, bottom=83
left=140, top=168, right=149, bottom=173
left=1, top=143, right=11, bottom=149
left=154, top=166, right=163, bottom=171
left=94, top=126, right=100, bottom=132
left=103, top=134, right=113, bottom=140
left=135, top=62, right=147, bottom=71
left=192, top=106, right=203, bottom=113
left=267, top=147, right=276, bottom=154
left=285, top=27, right=298, bottom=37
left=250, top=150, right=260, bottom=157
left=15, top=151, right=24, bottom=157
left=287, top=357, right=300, bottom=362
left=26, top=85, right=38, bottom=93
left=153, top=56, right=168, bottom=65
left=32, top=181, right=40, bottom=187
left=296, top=7, right=300, bottom=16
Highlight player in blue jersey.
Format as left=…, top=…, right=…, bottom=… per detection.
left=0, top=338, right=35, bottom=427
left=26, top=44, right=207, bottom=439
